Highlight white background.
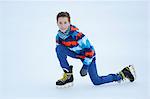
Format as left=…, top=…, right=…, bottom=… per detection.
left=0, top=0, right=150, bottom=99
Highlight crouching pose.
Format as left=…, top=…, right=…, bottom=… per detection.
left=55, top=12, right=136, bottom=88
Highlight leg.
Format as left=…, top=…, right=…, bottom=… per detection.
left=55, top=45, right=78, bottom=71
left=88, top=58, right=122, bottom=85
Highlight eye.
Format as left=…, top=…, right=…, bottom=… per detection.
left=59, top=22, right=62, bottom=24
left=64, top=22, right=67, bottom=24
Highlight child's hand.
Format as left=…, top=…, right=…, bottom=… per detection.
left=80, top=67, right=88, bottom=77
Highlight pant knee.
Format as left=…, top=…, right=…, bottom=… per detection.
left=55, top=45, right=60, bottom=52
left=89, top=76, right=104, bottom=85
left=55, top=45, right=65, bottom=53
left=91, top=79, right=102, bottom=85
left=56, top=45, right=68, bottom=59
left=92, top=80, right=99, bottom=85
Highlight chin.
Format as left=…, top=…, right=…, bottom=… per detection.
left=60, top=29, right=67, bottom=33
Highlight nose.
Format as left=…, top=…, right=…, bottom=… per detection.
left=61, top=24, right=66, bottom=28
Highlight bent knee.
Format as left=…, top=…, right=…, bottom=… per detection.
left=55, top=45, right=65, bottom=52
left=92, top=81, right=101, bottom=85
left=91, top=79, right=103, bottom=85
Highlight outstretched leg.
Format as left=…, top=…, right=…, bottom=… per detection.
left=88, top=58, right=122, bottom=85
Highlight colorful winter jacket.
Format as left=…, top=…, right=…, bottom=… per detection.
left=56, top=25, right=95, bottom=66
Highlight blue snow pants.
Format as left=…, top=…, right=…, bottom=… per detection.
left=55, top=45, right=121, bottom=85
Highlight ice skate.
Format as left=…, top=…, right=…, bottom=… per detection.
left=56, top=65, right=74, bottom=88
left=118, top=65, right=136, bottom=82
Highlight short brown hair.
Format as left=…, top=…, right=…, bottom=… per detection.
left=56, top=12, right=71, bottom=22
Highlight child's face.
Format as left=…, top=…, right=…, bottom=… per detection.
left=57, top=17, right=70, bottom=33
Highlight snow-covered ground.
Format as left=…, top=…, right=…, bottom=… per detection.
left=0, top=0, right=149, bottom=99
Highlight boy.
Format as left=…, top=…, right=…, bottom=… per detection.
left=55, top=12, right=136, bottom=88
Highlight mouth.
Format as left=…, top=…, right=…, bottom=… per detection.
left=61, top=28, right=67, bottom=30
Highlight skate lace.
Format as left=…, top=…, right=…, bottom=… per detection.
left=59, top=73, right=72, bottom=81
left=60, top=73, right=68, bottom=81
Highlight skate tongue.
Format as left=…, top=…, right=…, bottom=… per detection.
left=63, top=68, right=70, bottom=73
left=63, top=66, right=73, bottom=73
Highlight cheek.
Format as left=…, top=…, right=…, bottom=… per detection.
left=57, top=22, right=70, bottom=30
left=57, top=24, right=63, bottom=28
left=64, top=23, right=70, bottom=28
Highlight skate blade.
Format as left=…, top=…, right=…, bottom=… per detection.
left=56, top=82, right=73, bottom=88
left=128, top=65, right=136, bottom=80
